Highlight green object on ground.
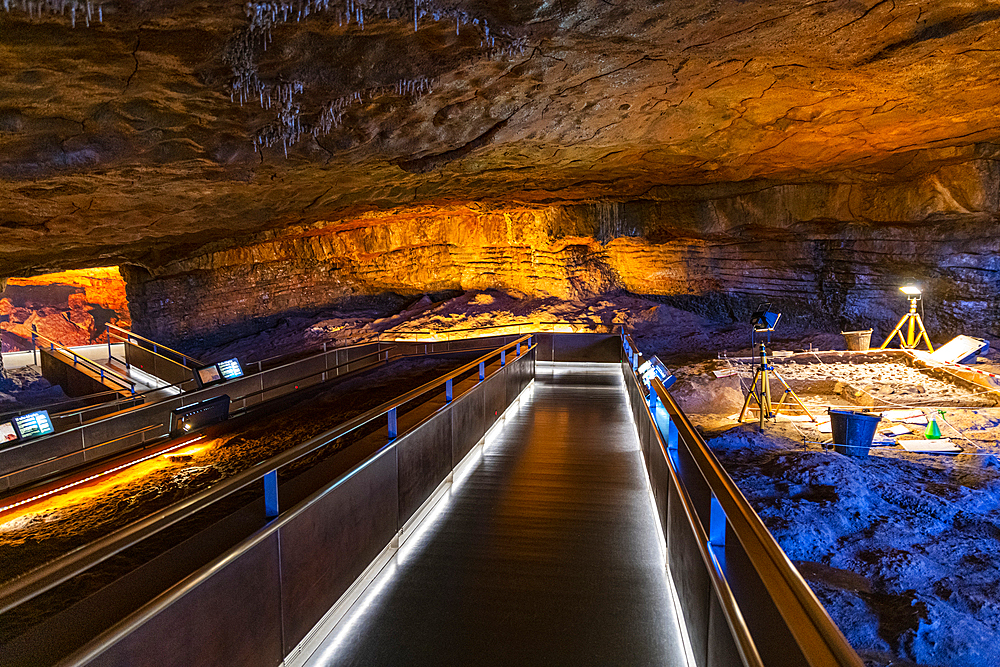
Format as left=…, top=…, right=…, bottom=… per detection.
left=925, top=415, right=942, bottom=439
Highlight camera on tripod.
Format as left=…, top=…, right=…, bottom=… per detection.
left=738, top=303, right=816, bottom=429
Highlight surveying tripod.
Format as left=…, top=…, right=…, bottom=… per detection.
left=738, top=304, right=816, bottom=430
left=738, top=341, right=816, bottom=430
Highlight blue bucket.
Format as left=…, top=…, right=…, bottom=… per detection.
left=828, top=409, right=881, bottom=457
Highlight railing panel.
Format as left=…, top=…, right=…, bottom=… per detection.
left=541, top=332, right=622, bottom=362
left=278, top=447, right=399, bottom=655
left=676, top=441, right=714, bottom=535
left=482, top=365, right=507, bottom=424
left=450, top=387, right=486, bottom=464
left=667, top=480, right=713, bottom=667
left=396, top=408, right=453, bottom=528
left=3, top=447, right=87, bottom=493
left=124, top=341, right=194, bottom=387
left=707, top=593, right=744, bottom=667
left=81, top=401, right=175, bottom=450
left=261, top=356, right=326, bottom=401
left=649, top=437, right=670, bottom=538
left=0, top=429, right=83, bottom=474
left=724, top=525, right=809, bottom=667
left=82, top=430, right=150, bottom=463
left=84, top=533, right=284, bottom=667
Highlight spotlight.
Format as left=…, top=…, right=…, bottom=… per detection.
left=900, top=284, right=921, bottom=296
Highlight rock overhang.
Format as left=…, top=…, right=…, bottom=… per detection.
left=1, top=0, right=1000, bottom=277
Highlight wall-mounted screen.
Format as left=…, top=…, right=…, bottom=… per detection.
left=197, top=365, right=222, bottom=386
left=13, top=411, right=54, bottom=440
left=0, top=421, right=17, bottom=443
left=216, top=358, right=243, bottom=381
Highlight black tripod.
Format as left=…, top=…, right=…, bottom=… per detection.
left=738, top=305, right=816, bottom=430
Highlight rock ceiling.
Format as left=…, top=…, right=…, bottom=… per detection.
left=2, top=0, right=1000, bottom=277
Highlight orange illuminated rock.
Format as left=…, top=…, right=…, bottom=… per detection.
left=1, top=268, right=130, bottom=349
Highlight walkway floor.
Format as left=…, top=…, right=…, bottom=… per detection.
left=304, top=362, right=689, bottom=667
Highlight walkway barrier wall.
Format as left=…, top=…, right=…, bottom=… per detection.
left=621, top=334, right=863, bottom=667
left=31, top=340, right=536, bottom=667
left=0, top=332, right=539, bottom=493
left=0, top=341, right=387, bottom=493
left=123, top=340, right=197, bottom=389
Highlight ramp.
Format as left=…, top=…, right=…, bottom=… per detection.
left=304, top=362, right=688, bottom=666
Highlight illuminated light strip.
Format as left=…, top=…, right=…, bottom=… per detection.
left=290, top=378, right=535, bottom=667
left=622, top=370, right=697, bottom=667
left=0, top=436, right=205, bottom=517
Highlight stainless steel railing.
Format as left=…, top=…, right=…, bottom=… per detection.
left=30, top=327, right=136, bottom=395
left=0, top=334, right=534, bottom=615
left=105, top=324, right=206, bottom=370
left=621, top=332, right=863, bottom=667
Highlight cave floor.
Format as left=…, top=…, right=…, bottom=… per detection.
left=675, top=352, right=1000, bottom=667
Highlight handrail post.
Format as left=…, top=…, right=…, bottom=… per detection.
left=501, top=350, right=506, bottom=367
left=263, top=470, right=279, bottom=518
left=445, top=378, right=453, bottom=403
left=516, top=342, right=521, bottom=357
left=388, top=407, right=397, bottom=440
left=479, top=361, right=485, bottom=381
left=710, top=496, right=726, bottom=548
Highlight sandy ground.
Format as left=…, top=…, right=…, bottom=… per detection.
left=671, top=351, right=1000, bottom=667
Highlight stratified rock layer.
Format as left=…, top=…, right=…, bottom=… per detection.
left=125, top=180, right=1000, bottom=347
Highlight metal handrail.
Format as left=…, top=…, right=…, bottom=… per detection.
left=624, top=330, right=863, bottom=667
left=624, top=365, right=763, bottom=667
left=30, top=328, right=136, bottom=395
left=246, top=338, right=380, bottom=372
left=227, top=348, right=389, bottom=411
left=0, top=334, right=533, bottom=614
left=106, top=324, right=206, bottom=369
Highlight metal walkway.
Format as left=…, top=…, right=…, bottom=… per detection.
left=305, top=362, right=689, bottom=666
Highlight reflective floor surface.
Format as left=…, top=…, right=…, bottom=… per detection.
left=305, top=362, right=689, bottom=666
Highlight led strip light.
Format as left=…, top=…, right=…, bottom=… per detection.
left=0, top=435, right=205, bottom=516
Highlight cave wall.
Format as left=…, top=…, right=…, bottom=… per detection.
left=124, top=156, right=1000, bottom=348
left=1, top=267, right=131, bottom=351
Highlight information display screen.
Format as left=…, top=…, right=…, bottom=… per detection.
left=0, top=421, right=17, bottom=443
left=216, top=358, right=243, bottom=381
left=13, top=411, right=54, bottom=440
left=197, top=365, right=222, bottom=386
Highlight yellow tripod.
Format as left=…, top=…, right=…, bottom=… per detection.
left=739, top=341, right=816, bottom=429
left=879, top=293, right=934, bottom=352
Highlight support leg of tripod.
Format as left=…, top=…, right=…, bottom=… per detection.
left=739, top=366, right=772, bottom=429
left=879, top=312, right=912, bottom=349
left=913, top=314, right=934, bottom=352
left=770, top=370, right=817, bottom=422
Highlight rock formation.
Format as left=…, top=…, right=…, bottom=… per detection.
left=1, top=1, right=1000, bottom=342
left=1, top=268, right=130, bottom=349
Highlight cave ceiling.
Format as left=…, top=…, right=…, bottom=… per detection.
left=2, top=0, right=1000, bottom=277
